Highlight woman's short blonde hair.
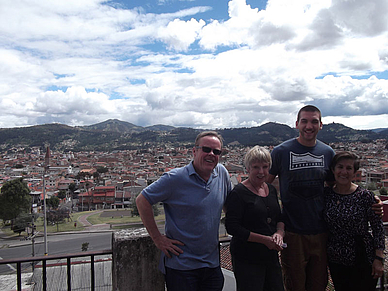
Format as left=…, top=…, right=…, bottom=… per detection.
left=244, top=145, right=272, bottom=170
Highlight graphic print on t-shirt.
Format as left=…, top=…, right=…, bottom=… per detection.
left=287, top=152, right=326, bottom=200
left=289, top=152, right=324, bottom=170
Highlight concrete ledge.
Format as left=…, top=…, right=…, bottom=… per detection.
left=112, top=228, right=165, bottom=291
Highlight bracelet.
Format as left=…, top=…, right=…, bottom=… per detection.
left=375, top=255, right=384, bottom=262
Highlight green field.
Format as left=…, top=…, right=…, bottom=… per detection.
left=1, top=209, right=165, bottom=236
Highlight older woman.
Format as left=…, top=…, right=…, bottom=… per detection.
left=324, top=151, right=385, bottom=291
left=225, top=146, right=285, bottom=291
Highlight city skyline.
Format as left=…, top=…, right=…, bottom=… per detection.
left=1, top=0, right=388, bottom=130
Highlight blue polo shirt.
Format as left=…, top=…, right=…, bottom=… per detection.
left=142, top=161, right=232, bottom=271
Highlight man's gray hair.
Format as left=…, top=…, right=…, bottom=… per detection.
left=195, top=131, right=224, bottom=148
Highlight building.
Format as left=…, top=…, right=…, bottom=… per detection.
left=78, top=186, right=115, bottom=210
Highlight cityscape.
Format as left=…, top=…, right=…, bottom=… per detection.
left=1, top=139, right=387, bottom=212
left=0, top=138, right=388, bottom=290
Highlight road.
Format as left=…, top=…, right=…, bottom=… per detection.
left=0, top=232, right=112, bottom=274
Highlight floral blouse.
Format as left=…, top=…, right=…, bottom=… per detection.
left=324, top=186, right=385, bottom=266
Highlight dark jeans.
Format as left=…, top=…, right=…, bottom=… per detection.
left=329, top=261, right=378, bottom=291
left=165, top=266, right=224, bottom=291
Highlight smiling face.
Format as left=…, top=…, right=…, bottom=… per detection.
left=296, top=110, right=323, bottom=147
left=192, top=135, right=221, bottom=181
left=247, top=161, right=270, bottom=187
left=333, top=158, right=356, bottom=187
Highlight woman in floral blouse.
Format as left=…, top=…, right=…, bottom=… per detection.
left=324, top=151, right=385, bottom=291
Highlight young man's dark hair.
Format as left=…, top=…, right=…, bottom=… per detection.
left=297, top=105, right=322, bottom=122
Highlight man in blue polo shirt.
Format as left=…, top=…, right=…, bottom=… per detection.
left=136, top=131, right=232, bottom=291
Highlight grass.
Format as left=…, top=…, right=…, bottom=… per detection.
left=1, top=209, right=166, bottom=236
left=86, top=211, right=164, bottom=225
left=34, top=214, right=86, bottom=233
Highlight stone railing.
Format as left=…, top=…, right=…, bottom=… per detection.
left=112, top=228, right=165, bottom=291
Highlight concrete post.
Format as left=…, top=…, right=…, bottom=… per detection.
left=112, top=228, right=165, bottom=291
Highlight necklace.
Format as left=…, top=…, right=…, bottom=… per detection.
left=249, top=179, right=268, bottom=197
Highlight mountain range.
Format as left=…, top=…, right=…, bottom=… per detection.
left=0, top=119, right=387, bottom=152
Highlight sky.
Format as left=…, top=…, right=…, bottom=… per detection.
left=1, top=0, right=388, bottom=131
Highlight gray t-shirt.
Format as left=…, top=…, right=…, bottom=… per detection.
left=270, top=138, right=335, bottom=234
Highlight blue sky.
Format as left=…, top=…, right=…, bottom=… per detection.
left=0, top=0, right=388, bottom=130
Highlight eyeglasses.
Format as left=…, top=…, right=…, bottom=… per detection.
left=196, top=146, right=222, bottom=156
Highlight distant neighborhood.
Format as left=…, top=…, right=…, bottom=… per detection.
left=0, top=138, right=387, bottom=214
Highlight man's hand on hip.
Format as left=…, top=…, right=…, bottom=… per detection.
left=154, top=235, right=184, bottom=258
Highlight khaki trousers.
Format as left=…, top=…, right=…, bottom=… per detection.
left=281, top=232, right=328, bottom=291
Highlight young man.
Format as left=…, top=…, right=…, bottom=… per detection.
left=267, top=105, right=383, bottom=291
left=136, top=131, right=232, bottom=291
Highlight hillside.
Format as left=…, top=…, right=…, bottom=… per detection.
left=0, top=120, right=387, bottom=152
left=317, top=122, right=381, bottom=143
left=80, top=119, right=145, bottom=133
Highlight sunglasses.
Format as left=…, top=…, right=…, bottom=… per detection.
left=196, top=146, right=222, bottom=156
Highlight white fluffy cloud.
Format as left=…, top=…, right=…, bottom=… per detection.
left=0, top=0, right=388, bottom=130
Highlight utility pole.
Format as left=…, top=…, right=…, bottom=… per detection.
left=43, top=146, right=50, bottom=256
left=30, top=201, right=36, bottom=271
left=31, top=214, right=36, bottom=271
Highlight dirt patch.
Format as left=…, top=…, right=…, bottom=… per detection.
left=100, top=210, right=132, bottom=217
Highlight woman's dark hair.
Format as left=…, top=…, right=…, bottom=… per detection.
left=331, top=151, right=360, bottom=173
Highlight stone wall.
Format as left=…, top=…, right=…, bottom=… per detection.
left=112, top=228, right=165, bottom=291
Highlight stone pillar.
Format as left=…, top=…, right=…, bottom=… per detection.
left=112, top=228, right=165, bottom=291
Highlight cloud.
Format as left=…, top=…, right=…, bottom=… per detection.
left=158, top=18, right=206, bottom=51
left=330, top=0, right=388, bottom=36
left=0, top=0, right=388, bottom=131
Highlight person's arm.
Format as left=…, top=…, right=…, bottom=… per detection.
left=272, top=222, right=285, bottom=247
left=367, top=191, right=385, bottom=278
left=267, top=174, right=276, bottom=184
left=372, top=249, right=384, bottom=279
left=136, top=193, right=184, bottom=258
left=372, top=195, right=384, bottom=217
left=248, top=231, right=283, bottom=251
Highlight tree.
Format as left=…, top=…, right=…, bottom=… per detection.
left=57, top=190, right=67, bottom=200
left=380, top=187, right=388, bottom=196
left=46, top=196, right=60, bottom=209
left=97, top=166, right=109, bottom=174
left=68, top=183, right=77, bottom=198
left=0, top=178, right=31, bottom=227
left=12, top=213, right=38, bottom=236
left=152, top=204, right=160, bottom=216
left=131, top=194, right=159, bottom=217
left=47, top=209, right=70, bottom=231
left=12, top=213, right=31, bottom=235
left=367, top=182, right=378, bottom=191
left=131, top=197, right=139, bottom=217
left=93, top=171, right=100, bottom=184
